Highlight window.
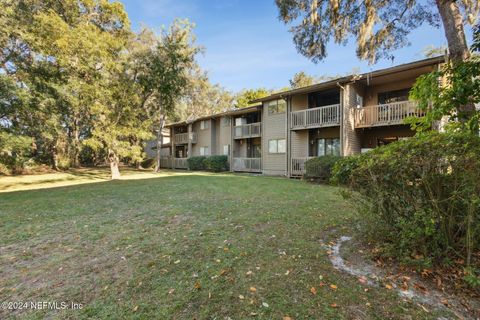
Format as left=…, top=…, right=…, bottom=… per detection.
left=268, top=139, right=286, bottom=154
left=267, top=100, right=286, bottom=114
left=378, top=88, right=410, bottom=104
left=223, top=144, right=230, bottom=155
left=317, top=138, right=340, bottom=156
left=221, top=117, right=230, bottom=127
left=200, top=146, right=209, bottom=156
left=200, top=120, right=209, bottom=130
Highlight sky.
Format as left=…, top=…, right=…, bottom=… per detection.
left=120, top=0, right=451, bottom=93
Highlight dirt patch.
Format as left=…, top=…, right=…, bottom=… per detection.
left=323, top=236, right=480, bottom=320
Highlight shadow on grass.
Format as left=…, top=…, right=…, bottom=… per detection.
left=0, top=169, right=275, bottom=196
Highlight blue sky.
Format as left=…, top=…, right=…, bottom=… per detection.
left=121, top=0, right=449, bottom=92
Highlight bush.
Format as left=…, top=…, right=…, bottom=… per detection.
left=340, top=132, right=480, bottom=267
left=304, top=155, right=341, bottom=183
left=140, top=158, right=155, bottom=169
left=187, top=156, right=206, bottom=170
left=331, top=154, right=362, bottom=185
left=204, top=155, right=229, bottom=172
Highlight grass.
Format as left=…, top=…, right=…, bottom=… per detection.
left=0, top=169, right=450, bottom=319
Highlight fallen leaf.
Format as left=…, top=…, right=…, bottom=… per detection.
left=285, top=270, right=290, bottom=276
left=358, top=276, right=368, bottom=284
left=133, top=306, right=138, bottom=312
left=249, top=287, right=257, bottom=292
left=208, top=292, right=212, bottom=299
left=330, top=303, right=338, bottom=308
left=310, top=287, right=317, bottom=295
left=262, top=302, right=269, bottom=308
left=330, top=284, right=337, bottom=290
left=283, top=317, right=292, bottom=320
left=168, top=288, right=175, bottom=294
left=194, top=281, right=201, bottom=290
left=250, top=312, right=258, bottom=316
left=246, top=270, right=253, bottom=276
left=174, top=260, right=180, bottom=264
left=223, top=247, right=229, bottom=252
left=239, top=295, right=245, bottom=300
left=385, top=284, right=393, bottom=290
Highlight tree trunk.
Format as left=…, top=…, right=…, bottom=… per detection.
left=435, top=0, right=475, bottom=122
left=155, top=113, right=165, bottom=173
left=72, top=122, right=80, bottom=168
left=435, top=0, right=470, bottom=62
left=52, top=143, right=59, bottom=171
left=108, top=149, right=121, bottom=180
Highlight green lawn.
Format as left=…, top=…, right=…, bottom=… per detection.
left=0, top=169, right=449, bottom=319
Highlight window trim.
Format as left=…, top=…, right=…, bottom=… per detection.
left=200, top=146, right=209, bottom=156
left=200, top=120, right=209, bottom=130
left=268, top=138, right=286, bottom=154
left=267, top=99, right=286, bottom=115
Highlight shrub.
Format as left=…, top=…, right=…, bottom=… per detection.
left=341, top=132, right=480, bottom=267
left=331, top=154, right=362, bottom=185
left=187, top=156, right=206, bottom=170
left=304, top=155, right=341, bottom=183
left=204, top=155, right=229, bottom=172
left=140, top=158, right=155, bottom=169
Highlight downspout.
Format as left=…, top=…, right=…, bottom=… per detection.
left=286, top=95, right=291, bottom=178
left=336, top=82, right=346, bottom=157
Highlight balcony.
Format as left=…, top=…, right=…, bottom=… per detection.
left=290, top=104, right=340, bottom=130
left=233, top=122, right=261, bottom=139
left=174, top=132, right=197, bottom=144
left=291, top=157, right=315, bottom=177
left=233, top=157, right=261, bottom=173
left=158, top=157, right=188, bottom=169
left=354, top=101, right=424, bottom=128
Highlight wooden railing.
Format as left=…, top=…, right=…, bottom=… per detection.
left=291, top=157, right=315, bottom=177
left=174, top=132, right=197, bottom=144
left=160, top=157, right=172, bottom=168
left=233, top=157, right=261, bottom=172
left=290, top=104, right=340, bottom=129
left=233, top=122, right=261, bottom=139
left=354, top=101, right=424, bottom=128
left=173, top=158, right=188, bottom=169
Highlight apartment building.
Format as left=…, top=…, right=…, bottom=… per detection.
left=157, top=56, right=444, bottom=177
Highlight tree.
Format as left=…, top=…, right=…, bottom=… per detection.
left=175, top=65, right=234, bottom=121
left=410, top=24, right=480, bottom=133
left=235, top=88, right=271, bottom=107
left=289, top=71, right=316, bottom=88
left=276, top=0, right=478, bottom=121
left=137, top=20, right=200, bottom=173
left=275, top=0, right=478, bottom=63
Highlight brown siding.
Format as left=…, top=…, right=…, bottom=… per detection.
left=262, top=100, right=287, bottom=176
left=342, top=84, right=362, bottom=156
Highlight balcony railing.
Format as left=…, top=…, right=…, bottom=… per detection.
left=173, top=158, right=188, bottom=169
left=174, top=132, right=197, bottom=144
left=354, top=101, right=424, bottom=128
left=233, top=122, right=261, bottom=139
left=233, top=157, right=261, bottom=173
left=290, top=104, right=340, bottom=130
left=291, top=157, right=315, bottom=177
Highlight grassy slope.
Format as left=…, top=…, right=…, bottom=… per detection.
left=0, top=170, right=449, bottom=319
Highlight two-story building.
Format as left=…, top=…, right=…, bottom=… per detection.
left=157, top=56, right=444, bottom=177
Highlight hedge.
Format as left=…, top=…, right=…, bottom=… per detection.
left=332, top=132, right=480, bottom=270
left=187, top=156, right=206, bottom=170
left=304, top=155, right=342, bottom=183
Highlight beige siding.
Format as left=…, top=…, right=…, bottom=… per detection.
left=342, top=83, right=362, bottom=156
left=262, top=100, right=287, bottom=176
left=290, top=130, right=308, bottom=158
left=192, top=119, right=213, bottom=156
left=359, top=125, right=415, bottom=148
left=291, top=94, right=308, bottom=111
left=216, top=116, right=232, bottom=156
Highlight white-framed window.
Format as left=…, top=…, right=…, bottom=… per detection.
left=223, top=144, right=230, bottom=155
left=200, top=120, right=209, bottom=130
left=200, top=146, right=209, bottom=156
left=268, top=139, right=286, bottom=154
left=221, top=117, right=230, bottom=127
left=267, top=99, right=286, bottom=114
left=317, top=138, right=340, bottom=156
